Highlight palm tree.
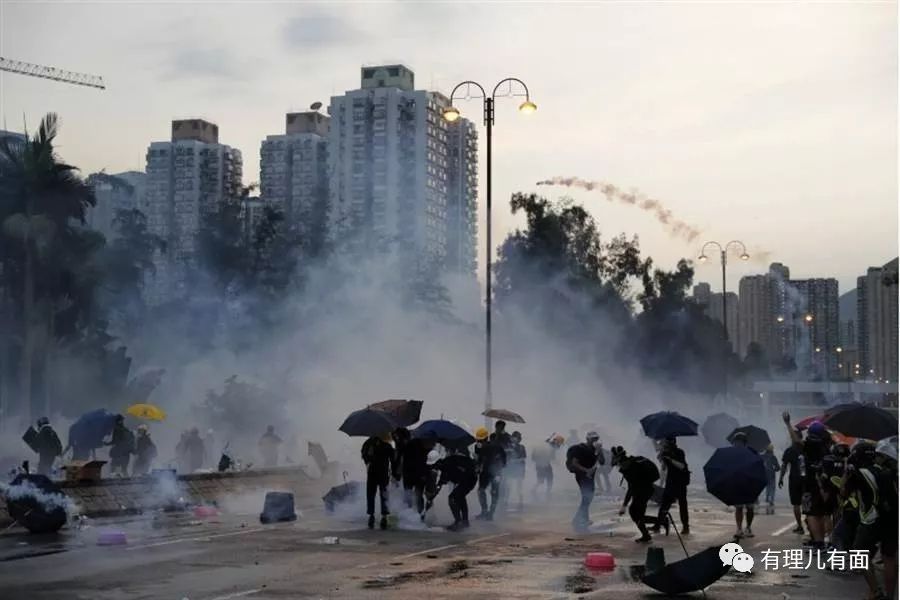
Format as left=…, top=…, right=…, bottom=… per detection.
left=0, top=113, right=95, bottom=421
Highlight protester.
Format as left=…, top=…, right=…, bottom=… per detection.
left=392, top=427, right=432, bottom=518
left=779, top=437, right=806, bottom=534
left=731, top=431, right=758, bottom=538
left=653, top=436, right=690, bottom=535
left=259, top=425, right=283, bottom=468
left=361, top=434, right=394, bottom=530
left=205, top=429, right=217, bottom=468
left=507, top=431, right=527, bottom=511
left=132, top=425, right=158, bottom=476
left=531, top=433, right=563, bottom=502
left=474, top=426, right=506, bottom=521
left=107, top=415, right=135, bottom=477
left=612, top=445, right=660, bottom=542
left=430, top=449, right=478, bottom=531
left=566, top=431, right=603, bottom=533
left=784, top=412, right=832, bottom=548
left=490, top=420, right=512, bottom=450
left=31, top=417, right=62, bottom=476
left=177, top=428, right=205, bottom=473
left=763, top=444, right=780, bottom=514
left=873, top=443, right=898, bottom=600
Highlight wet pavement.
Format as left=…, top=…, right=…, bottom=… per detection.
left=0, top=489, right=873, bottom=599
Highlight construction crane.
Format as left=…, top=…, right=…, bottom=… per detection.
left=0, top=57, right=105, bottom=90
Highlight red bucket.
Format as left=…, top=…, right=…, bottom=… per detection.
left=193, top=505, right=219, bottom=518
left=584, top=552, right=615, bottom=570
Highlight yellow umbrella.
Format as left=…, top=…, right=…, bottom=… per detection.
left=126, top=403, right=166, bottom=421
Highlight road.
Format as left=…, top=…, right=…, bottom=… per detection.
left=0, top=488, right=871, bottom=599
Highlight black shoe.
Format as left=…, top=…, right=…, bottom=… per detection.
left=368, top=515, right=375, bottom=530
left=635, top=534, right=652, bottom=543
left=460, top=520, right=470, bottom=529
left=681, top=526, right=690, bottom=536
left=648, top=525, right=661, bottom=534
left=792, top=525, right=804, bottom=534
left=446, top=522, right=462, bottom=532
left=380, top=516, right=388, bottom=530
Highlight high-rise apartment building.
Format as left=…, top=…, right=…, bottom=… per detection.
left=708, top=292, right=740, bottom=354
left=326, top=64, right=478, bottom=275
left=857, top=258, right=899, bottom=383
left=144, top=119, right=243, bottom=305
left=259, top=111, right=329, bottom=247
left=85, top=171, right=147, bottom=240
left=790, top=278, right=840, bottom=378
left=692, top=282, right=712, bottom=308
left=738, top=274, right=772, bottom=358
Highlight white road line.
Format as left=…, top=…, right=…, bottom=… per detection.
left=207, top=589, right=262, bottom=600
left=361, top=531, right=512, bottom=568
left=772, top=521, right=797, bottom=536
left=126, top=527, right=267, bottom=551
left=395, top=543, right=462, bottom=561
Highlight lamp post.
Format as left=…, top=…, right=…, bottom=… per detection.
left=444, top=78, right=536, bottom=420
left=698, top=240, right=750, bottom=402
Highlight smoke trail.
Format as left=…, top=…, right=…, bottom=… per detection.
left=0, top=480, right=79, bottom=515
left=536, top=176, right=702, bottom=243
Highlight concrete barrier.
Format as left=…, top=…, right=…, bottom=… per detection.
left=1, top=466, right=331, bottom=529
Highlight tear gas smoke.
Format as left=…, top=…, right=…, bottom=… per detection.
left=0, top=480, right=79, bottom=515
left=536, top=176, right=702, bottom=243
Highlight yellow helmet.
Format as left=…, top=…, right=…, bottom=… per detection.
left=475, top=427, right=490, bottom=441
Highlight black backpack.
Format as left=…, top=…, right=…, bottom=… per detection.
left=631, top=456, right=660, bottom=485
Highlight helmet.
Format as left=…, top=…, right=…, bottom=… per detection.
left=807, top=421, right=827, bottom=438
left=549, top=433, right=565, bottom=446
left=850, top=441, right=877, bottom=466
left=586, top=431, right=600, bottom=442
left=475, top=427, right=490, bottom=441
left=426, top=450, right=441, bottom=466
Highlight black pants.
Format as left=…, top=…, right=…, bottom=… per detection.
left=478, top=470, right=501, bottom=515
left=449, top=478, right=477, bottom=523
left=630, top=489, right=657, bottom=536
left=404, top=479, right=426, bottom=514
left=37, top=455, right=54, bottom=476
left=657, top=485, right=689, bottom=528
left=366, top=476, right=389, bottom=517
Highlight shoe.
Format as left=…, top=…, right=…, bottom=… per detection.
left=446, top=522, right=462, bottom=532
left=484, top=513, right=494, bottom=522
left=368, top=515, right=375, bottom=530
left=734, top=530, right=744, bottom=539
left=681, top=526, right=690, bottom=536
left=475, top=512, right=488, bottom=520
left=460, top=520, right=470, bottom=530
left=648, top=525, right=661, bottom=534
left=380, top=516, right=388, bottom=530
left=744, top=528, right=754, bottom=538
left=635, top=534, right=652, bottom=543
left=792, top=525, right=804, bottom=534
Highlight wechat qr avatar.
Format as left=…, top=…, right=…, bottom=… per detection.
left=732, top=552, right=755, bottom=573
left=719, top=542, right=745, bottom=566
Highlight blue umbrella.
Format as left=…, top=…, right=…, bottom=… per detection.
left=412, top=419, right=475, bottom=448
left=640, top=411, right=699, bottom=439
left=703, top=446, right=767, bottom=506
left=68, top=409, right=118, bottom=453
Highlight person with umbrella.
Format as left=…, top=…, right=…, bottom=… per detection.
left=783, top=411, right=832, bottom=549
left=566, top=431, right=604, bottom=533
left=361, top=433, right=395, bottom=530
left=611, top=445, right=660, bottom=542
left=779, top=437, right=806, bottom=534
left=474, top=427, right=506, bottom=521
left=730, top=432, right=759, bottom=538
left=652, top=436, right=690, bottom=536
left=430, top=449, right=478, bottom=531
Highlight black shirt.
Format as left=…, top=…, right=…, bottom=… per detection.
left=782, top=445, right=802, bottom=484
left=437, top=454, right=477, bottom=485
left=361, top=437, right=395, bottom=478
left=567, top=443, right=598, bottom=474
left=475, top=440, right=507, bottom=475
left=661, top=447, right=689, bottom=487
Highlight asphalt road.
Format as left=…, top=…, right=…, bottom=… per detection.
left=0, top=488, right=873, bottom=599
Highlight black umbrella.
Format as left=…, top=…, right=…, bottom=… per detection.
left=5, top=474, right=68, bottom=534
left=701, top=413, right=740, bottom=448
left=727, top=425, right=771, bottom=453
left=412, top=419, right=475, bottom=449
left=368, top=399, right=423, bottom=428
left=642, top=546, right=731, bottom=596
left=339, top=408, right=398, bottom=437
left=704, top=446, right=767, bottom=506
left=640, top=411, right=699, bottom=439
left=322, top=481, right=362, bottom=513
left=823, top=403, right=897, bottom=441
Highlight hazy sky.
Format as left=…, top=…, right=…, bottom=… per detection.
left=1, top=1, right=896, bottom=294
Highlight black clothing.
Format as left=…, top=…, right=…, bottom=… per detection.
left=366, top=477, right=389, bottom=517
left=436, top=455, right=477, bottom=525
left=781, top=446, right=803, bottom=484
left=490, top=431, right=512, bottom=450
left=620, top=455, right=660, bottom=537
left=566, top=443, right=598, bottom=472
left=658, top=486, right=689, bottom=529
left=400, top=438, right=430, bottom=484
left=109, top=424, right=135, bottom=475
left=133, top=435, right=158, bottom=476
left=362, top=437, right=395, bottom=517
left=660, top=447, right=689, bottom=488
left=475, top=440, right=507, bottom=475
left=35, top=425, right=62, bottom=476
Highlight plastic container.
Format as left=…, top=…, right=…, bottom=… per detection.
left=97, top=530, right=127, bottom=546
left=584, top=552, right=615, bottom=570
left=193, top=505, right=219, bottom=518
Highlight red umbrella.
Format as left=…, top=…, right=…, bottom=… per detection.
left=794, top=414, right=824, bottom=430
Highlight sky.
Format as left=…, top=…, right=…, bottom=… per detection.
left=1, top=0, right=896, bottom=295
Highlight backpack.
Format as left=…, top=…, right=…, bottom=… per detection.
left=565, top=445, right=582, bottom=474
left=631, top=456, right=660, bottom=485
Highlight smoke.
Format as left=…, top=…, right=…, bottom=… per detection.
left=536, top=176, right=702, bottom=243
left=0, top=480, right=80, bottom=516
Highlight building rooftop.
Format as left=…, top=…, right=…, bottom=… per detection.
left=171, top=118, right=219, bottom=143
left=360, top=64, right=414, bottom=91
left=286, top=111, right=329, bottom=136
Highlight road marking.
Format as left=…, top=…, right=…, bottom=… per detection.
left=772, top=521, right=797, bottom=536
left=207, top=589, right=262, bottom=600
left=396, top=543, right=462, bottom=561
left=361, top=532, right=512, bottom=568
left=127, top=527, right=266, bottom=551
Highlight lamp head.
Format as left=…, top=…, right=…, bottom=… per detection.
left=518, top=100, right=537, bottom=115
left=697, top=254, right=708, bottom=263
left=443, top=106, right=461, bottom=123
left=740, top=253, right=750, bottom=261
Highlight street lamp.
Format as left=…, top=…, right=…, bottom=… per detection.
left=444, top=78, right=536, bottom=419
left=697, top=240, right=749, bottom=402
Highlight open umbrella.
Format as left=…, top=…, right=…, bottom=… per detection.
left=323, top=480, right=362, bottom=513
left=727, top=425, right=771, bottom=453
left=339, top=408, right=398, bottom=437
left=701, top=413, right=739, bottom=447
left=794, top=414, right=823, bottom=431
left=126, top=403, right=166, bottom=421
left=482, top=408, right=526, bottom=424
left=5, top=474, right=69, bottom=534
left=68, top=409, right=118, bottom=452
left=704, top=446, right=766, bottom=506
left=641, top=545, right=731, bottom=596
left=640, top=411, right=698, bottom=439
left=412, top=419, right=475, bottom=448
left=368, top=399, right=423, bottom=428
left=823, top=403, right=897, bottom=441
left=877, top=436, right=898, bottom=462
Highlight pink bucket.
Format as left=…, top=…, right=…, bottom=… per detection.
left=584, top=552, right=615, bottom=570
left=193, top=506, right=219, bottom=518
left=97, top=530, right=127, bottom=546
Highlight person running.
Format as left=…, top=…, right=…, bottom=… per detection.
left=259, top=425, right=283, bottom=467
left=532, top=433, right=563, bottom=502
left=612, top=445, right=660, bottom=542
left=731, top=432, right=759, bottom=538
left=361, top=434, right=395, bottom=530
left=763, top=444, right=780, bottom=514
left=567, top=431, right=603, bottom=533
left=507, top=431, right=527, bottom=511
left=783, top=412, right=832, bottom=549
left=653, top=436, right=690, bottom=535
left=779, top=437, right=806, bottom=534
left=431, top=449, right=478, bottom=531
left=474, top=427, right=506, bottom=521
left=132, top=425, right=158, bottom=476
